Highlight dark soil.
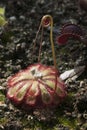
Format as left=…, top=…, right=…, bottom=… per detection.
left=0, top=0, right=87, bottom=130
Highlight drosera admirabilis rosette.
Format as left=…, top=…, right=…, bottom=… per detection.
left=7, top=15, right=67, bottom=110
left=7, top=63, right=67, bottom=109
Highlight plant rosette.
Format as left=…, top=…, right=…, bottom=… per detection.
left=7, top=15, right=67, bottom=110
left=7, top=64, right=67, bottom=109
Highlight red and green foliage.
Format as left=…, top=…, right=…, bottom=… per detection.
left=7, top=64, right=67, bottom=109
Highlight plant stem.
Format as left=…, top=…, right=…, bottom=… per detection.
left=41, top=15, right=57, bottom=69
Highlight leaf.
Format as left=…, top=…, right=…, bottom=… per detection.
left=0, top=7, right=5, bottom=16
left=57, top=23, right=84, bottom=45
left=0, top=7, right=7, bottom=26
left=60, top=66, right=85, bottom=81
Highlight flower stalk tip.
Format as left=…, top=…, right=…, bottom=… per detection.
left=41, top=15, right=57, bottom=69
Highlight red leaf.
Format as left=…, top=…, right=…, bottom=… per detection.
left=57, top=23, right=84, bottom=45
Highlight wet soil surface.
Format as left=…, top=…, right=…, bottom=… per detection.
left=0, top=0, right=87, bottom=130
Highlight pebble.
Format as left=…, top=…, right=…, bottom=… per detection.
left=0, top=45, right=4, bottom=49
left=16, top=43, right=21, bottom=51
left=0, top=102, right=7, bottom=108
left=80, top=81, right=85, bottom=88
left=16, top=43, right=26, bottom=51
left=19, top=15, right=25, bottom=20
left=0, top=125, right=4, bottom=130
left=37, top=0, right=45, bottom=5
left=83, top=113, right=87, bottom=119
left=42, top=41, right=46, bottom=46
left=21, top=42, right=26, bottom=50
left=9, top=104, right=15, bottom=111
left=0, top=86, right=5, bottom=90
left=27, top=115, right=33, bottom=120
left=9, top=16, right=16, bottom=22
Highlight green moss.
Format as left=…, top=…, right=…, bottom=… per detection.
left=0, top=117, right=8, bottom=125
left=58, top=117, right=77, bottom=130
left=0, top=92, right=5, bottom=102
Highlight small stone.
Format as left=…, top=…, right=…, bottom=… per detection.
left=0, top=102, right=7, bottom=108
left=16, top=44, right=21, bottom=51
left=9, top=16, right=16, bottom=21
left=30, top=8, right=36, bottom=15
left=0, top=45, right=4, bottom=49
left=42, top=41, right=46, bottom=46
left=21, top=42, right=26, bottom=50
left=83, top=113, right=87, bottom=119
left=0, top=125, right=4, bottom=130
left=9, top=104, right=15, bottom=111
left=19, top=15, right=25, bottom=20
left=80, top=81, right=85, bottom=88
left=0, top=86, right=5, bottom=90
left=37, top=0, right=45, bottom=5
left=27, top=115, right=33, bottom=120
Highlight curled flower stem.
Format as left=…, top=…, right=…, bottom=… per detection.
left=41, top=15, right=57, bottom=69
left=33, top=15, right=57, bottom=69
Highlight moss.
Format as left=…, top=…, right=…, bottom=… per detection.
left=58, top=117, right=77, bottom=130
left=0, top=92, right=5, bottom=102
left=0, top=117, right=8, bottom=125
